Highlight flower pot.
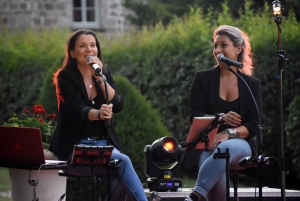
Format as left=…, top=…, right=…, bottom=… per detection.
left=9, top=168, right=66, bottom=201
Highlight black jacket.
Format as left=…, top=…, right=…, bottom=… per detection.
left=49, top=66, right=123, bottom=160
left=188, top=66, right=262, bottom=155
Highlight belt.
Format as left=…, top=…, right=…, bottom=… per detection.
left=87, top=136, right=104, bottom=140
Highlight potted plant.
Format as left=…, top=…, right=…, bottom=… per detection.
left=3, top=104, right=66, bottom=201
left=3, top=104, right=57, bottom=159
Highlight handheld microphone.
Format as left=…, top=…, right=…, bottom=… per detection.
left=217, top=54, right=243, bottom=69
left=86, top=56, right=101, bottom=74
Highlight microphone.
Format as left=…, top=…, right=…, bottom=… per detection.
left=86, top=56, right=101, bottom=74
left=217, top=54, right=243, bottom=69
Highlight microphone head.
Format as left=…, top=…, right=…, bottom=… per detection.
left=217, top=54, right=224, bottom=62
left=86, top=55, right=93, bottom=62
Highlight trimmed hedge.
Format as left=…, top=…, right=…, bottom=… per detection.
left=113, top=75, right=171, bottom=181
left=0, top=28, right=69, bottom=124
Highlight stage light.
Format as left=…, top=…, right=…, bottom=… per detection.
left=271, top=0, right=282, bottom=16
left=144, top=136, right=184, bottom=192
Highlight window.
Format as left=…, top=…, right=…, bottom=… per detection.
left=73, top=0, right=99, bottom=28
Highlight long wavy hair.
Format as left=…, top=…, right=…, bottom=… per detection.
left=53, top=29, right=104, bottom=85
left=213, top=25, right=254, bottom=75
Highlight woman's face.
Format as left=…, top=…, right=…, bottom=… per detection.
left=70, top=34, right=98, bottom=67
left=213, top=34, right=241, bottom=66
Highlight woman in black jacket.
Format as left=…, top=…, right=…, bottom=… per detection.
left=49, top=29, right=147, bottom=201
left=184, top=25, right=262, bottom=201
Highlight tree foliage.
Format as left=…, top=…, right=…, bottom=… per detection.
left=123, top=0, right=300, bottom=28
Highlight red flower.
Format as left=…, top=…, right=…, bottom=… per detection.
left=38, top=118, right=45, bottom=124
left=23, top=108, right=29, bottom=114
left=32, top=104, right=46, bottom=116
left=46, top=113, right=57, bottom=121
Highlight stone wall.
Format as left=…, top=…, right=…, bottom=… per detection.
left=0, top=0, right=134, bottom=33
left=0, top=0, right=72, bottom=29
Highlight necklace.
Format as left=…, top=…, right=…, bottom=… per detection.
left=89, top=84, right=92, bottom=88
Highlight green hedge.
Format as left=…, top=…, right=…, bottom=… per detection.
left=286, top=95, right=300, bottom=179
left=113, top=75, right=171, bottom=181
left=0, top=28, right=69, bottom=124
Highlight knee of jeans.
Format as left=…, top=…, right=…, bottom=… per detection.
left=217, top=140, right=241, bottom=151
left=115, top=153, right=131, bottom=164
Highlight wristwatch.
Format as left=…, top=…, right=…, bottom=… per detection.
left=226, top=128, right=236, bottom=138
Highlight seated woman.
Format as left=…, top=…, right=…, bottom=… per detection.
left=49, top=29, right=148, bottom=201
left=184, top=25, right=262, bottom=201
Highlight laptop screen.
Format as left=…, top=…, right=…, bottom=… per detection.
left=0, top=126, right=48, bottom=168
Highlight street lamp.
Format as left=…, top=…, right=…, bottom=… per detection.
left=271, top=0, right=282, bottom=16
left=270, top=1, right=287, bottom=200
left=144, top=136, right=184, bottom=191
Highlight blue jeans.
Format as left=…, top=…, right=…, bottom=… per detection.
left=69, top=139, right=148, bottom=201
left=193, top=139, right=252, bottom=201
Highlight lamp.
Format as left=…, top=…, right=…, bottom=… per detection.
left=271, top=0, right=282, bottom=16
left=144, top=136, right=184, bottom=191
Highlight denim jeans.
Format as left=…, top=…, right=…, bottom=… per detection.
left=193, top=139, right=252, bottom=201
left=68, top=139, right=148, bottom=201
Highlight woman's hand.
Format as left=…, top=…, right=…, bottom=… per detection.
left=212, top=130, right=231, bottom=148
left=87, top=56, right=103, bottom=75
left=222, top=111, right=241, bottom=127
left=99, top=103, right=113, bottom=120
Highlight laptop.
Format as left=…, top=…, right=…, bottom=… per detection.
left=0, top=126, right=67, bottom=169
left=185, top=116, right=219, bottom=150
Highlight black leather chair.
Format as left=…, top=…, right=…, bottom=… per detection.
left=230, top=129, right=270, bottom=201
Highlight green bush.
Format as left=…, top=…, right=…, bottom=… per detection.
left=286, top=95, right=300, bottom=179
left=37, top=65, right=60, bottom=114
left=113, top=75, right=171, bottom=181
left=0, top=28, right=69, bottom=124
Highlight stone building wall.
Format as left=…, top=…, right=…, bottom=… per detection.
left=0, top=0, right=72, bottom=29
left=0, top=0, right=134, bottom=33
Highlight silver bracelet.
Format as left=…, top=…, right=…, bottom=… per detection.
left=226, top=128, right=236, bottom=138
left=101, top=74, right=106, bottom=82
left=95, top=110, right=101, bottom=120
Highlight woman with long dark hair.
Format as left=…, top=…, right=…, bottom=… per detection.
left=50, top=29, right=147, bottom=201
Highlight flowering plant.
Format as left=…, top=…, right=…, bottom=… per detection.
left=3, top=104, right=56, bottom=149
